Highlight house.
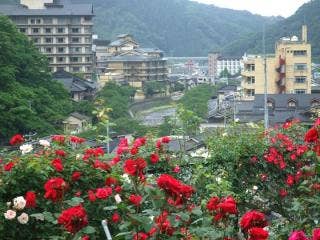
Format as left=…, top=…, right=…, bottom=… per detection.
left=167, top=137, right=207, bottom=157
left=53, top=70, right=96, bottom=101
left=63, top=112, right=92, bottom=134
left=236, top=94, right=320, bottom=125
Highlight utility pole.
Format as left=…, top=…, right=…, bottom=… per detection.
left=263, top=24, right=269, bottom=130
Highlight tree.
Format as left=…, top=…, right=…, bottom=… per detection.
left=0, top=16, right=72, bottom=142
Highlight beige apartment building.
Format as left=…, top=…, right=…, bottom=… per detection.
left=241, top=25, right=312, bottom=100
left=0, top=0, right=94, bottom=78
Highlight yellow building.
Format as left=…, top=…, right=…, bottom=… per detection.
left=241, top=25, right=312, bottom=100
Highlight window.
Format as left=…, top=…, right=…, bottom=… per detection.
left=32, top=28, right=39, bottom=33
left=85, top=57, right=91, bottom=62
left=247, top=76, right=255, bottom=84
left=84, top=27, right=91, bottom=34
left=30, top=19, right=35, bottom=24
left=295, top=76, right=306, bottom=83
left=45, top=28, right=52, bottom=33
left=84, top=16, right=92, bottom=21
left=47, top=57, right=53, bottom=63
left=45, top=47, right=52, bottom=53
left=32, top=37, right=40, bottom=43
left=45, top=38, right=53, bottom=43
left=43, top=18, right=53, bottom=24
left=57, top=37, right=64, bottom=43
left=72, top=67, right=80, bottom=72
left=288, top=99, right=297, bottom=108
left=71, top=37, right=80, bottom=43
left=71, top=47, right=81, bottom=53
left=294, top=89, right=306, bottom=94
left=293, top=50, right=307, bottom=56
left=57, top=28, right=65, bottom=33
left=36, top=19, right=41, bottom=24
left=57, top=67, right=65, bottom=71
left=246, top=64, right=255, bottom=71
left=19, top=28, right=26, bottom=33
left=86, top=66, right=92, bottom=72
left=85, top=37, right=91, bottom=43
left=70, top=57, right=79, bottom=62
left=72, top=28, right=80, bottom=33
left=57, top=57, right=65, bottom=62
left=267, top=99, right=275, bottom=109
left=57, top=47, right=65, bottom=53
left=294, top=63, right=307, bottom=71
left=247, top=89, right=255, bottom=96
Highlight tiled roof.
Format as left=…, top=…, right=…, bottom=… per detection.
left=0, top=0, right=93, bottom=16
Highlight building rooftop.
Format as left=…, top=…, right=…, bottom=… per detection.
left=93, top=39, right=111, bottom=47
left=0, top=0, right=93, bottom=16
left=107, top=55, right=165, bottom=62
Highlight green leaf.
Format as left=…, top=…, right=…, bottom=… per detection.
left=82, top=226, right=96, bottom=234
left=103, top=206, right=118, bottom=211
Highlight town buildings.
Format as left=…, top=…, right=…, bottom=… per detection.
left=0, top=0, right=94, bottom=78
left=208, top=52, right=243, bottom=79
left=241, top=25, right=312, bottom=100
left=98, top=34, right=168, bottom=98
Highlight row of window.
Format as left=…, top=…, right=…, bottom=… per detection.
left=245, top=89, right=309, bottom=97
left=37, top=46, right=91, bottom=54
left=31, top=37, right=92, bottom=44
left=267, top=98, right=319, bottom=109
left=28, top=17, right=92, bottom=25
left=48, top=66, right=92, bottom=73
left=20, top=27, right=91, bottom=34
left=47, top=56, right=92, bottom=63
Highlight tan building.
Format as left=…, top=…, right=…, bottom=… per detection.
left=241, top=25, right=312, bottom=100
left=63, top=112, right=91, bottom=134
left=0, top=0, right=94, bottom=78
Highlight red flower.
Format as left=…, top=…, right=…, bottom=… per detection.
left=9, top=134, right=24, bottom=145
left=289, top=230, right=308, bottom=240
left=161, top=136, right=171, bottom=143
left=58, top=205, right=88, bottom=234
left=130, top=147, right=139, bottom=155
left=286, top=174, right=295, bottom=186
left=216, top=196, right=237, bottom=215
left=304, top=128, right=319, bottom=143
left=240, top=210, right=267, bottom=232
left=96, top=187, right=112, bottom=199
left=173, top=165, right=181, bottom=173
left=248, top=227, right=269, bottom=240
left=44, top=177, right=68, bottom=202
left=51, top=135, right=65, bottom=144
left=133, top=137, right=146, bottom=147
left=72, top=171, right=82, bottom=181
left=150, top=153, right=159, bottom=164
left=115, top=186, right=122, bottom=193
left=4, top=162, right=15, bottom=171
left=55, top=149, right=66, bottom=157
left=279, top=188, right=288, bottom=198
left=155, top=211, right=175, bottom=235
left=133, top=232, right=148, bottom=240
left=260, top=174, right=268, bottom=182
left=111, top=212, right=121, bottom=223
left=111, top=155, right=121, bottom=165
left=82, top=236, right=90, bottom=240
left=70, top=136, right=85, bottom=144
left=105, top=177, right=118, bottom=186
left=123, top=158, right=147, bottom=176
left=314, top=144, right=320, bottom=156
left=312, top=228, right=320, bottom=240
left=88, top=190, right=96, bottom=202
left=93, top=160, right=111, bottom=171
left=314, top=118, right=320, bottom=127
left=25, top=191, right=36, bottom=208
left=207, top=196, right=220, bottom=211
left=51, top=158, right=64, bottom=172
left=129, top=194, right=142, bottom=206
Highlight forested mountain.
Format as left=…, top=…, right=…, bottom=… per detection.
left=223, top=0, right=320, bottom=60
left=73, top=0, right=280, bottom=56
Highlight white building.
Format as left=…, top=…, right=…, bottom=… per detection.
left=208, top=52, right=243, bottom=78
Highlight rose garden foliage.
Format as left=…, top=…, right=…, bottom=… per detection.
left=0, top=118, right=319, bottom=239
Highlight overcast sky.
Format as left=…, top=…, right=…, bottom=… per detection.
left=193, top=0, right=309, bottom=17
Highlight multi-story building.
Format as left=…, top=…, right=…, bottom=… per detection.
left=208, top=52, right=243, bottom=78
left=241, top=25, right=312, bottom=100
left=0, top=0, right=94, bottom=78
left=98, top=34, right=168, bottom=97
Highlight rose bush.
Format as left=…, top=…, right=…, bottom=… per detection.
left=0, top=118, right=319, bottom=239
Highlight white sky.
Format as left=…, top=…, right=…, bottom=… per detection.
left=193, top=0, right=310, bottom=17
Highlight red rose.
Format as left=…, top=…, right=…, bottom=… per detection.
left=133, top=232, right=148, bottom=240
left=314, top=118, right=320, bottom=127
left=44, top=177, right=68, bottom=202
left=304, top=128, right=319, bottom=143
left=9, top=134, right=24, bottom=145
left=123, top=158, right=146, bottom=176
left=93, top=160, right=110, bottom=171
left=130, top=147, right=139, bottom=155
left=70, top=136, right=85, bottom=144
left=312, top=228, right=320, bottom=240
left=25, top=191, right=37, bottom=208
left=96, top=187, right=112, bottom=199
left=88, top=190, right=96, bottom=202
left=260, top=174, right=268, bottom=182
left=51, top=158, right=64, bottom=172
left=82, top=236, right=90, bottom=240
left=289, top=230, right=308, bottom=240
left=111, top=212, right=121, bottom=223
left=150, top=153, right=159, bottom=164
left=72, top=171, right=82, bottom=181
left=314, top=144, right=320, bottom=156
left=286, top=174, right=295, bottom=186
left=240, top=210, right=267, bottom=232
left=115, top=186, right=122, bottom=193
left=217, top=196, right=237, bottom=215
left=51, top=135, right=65, bottom=144
left=279, top=188, right=288, bottom=198
left=133, top=137, right=146, bottom=147
left=55, top=149, right=66, bottom=157
left=173, top=165, right=181, bottom=173
left=58, top=205, right=88, bottom=234
left=129, top=194, right=142, bottom=206
left=161, top=136, right=171, bottom=143
left=207, top=197, right=220, bottom=211
left=248, top=227, right=269, bottom=240
left=105, top=177, right=118, bottom=186
left=111, top=155, right=121, bottom=165
left=4, top=162, right=15, bottom=171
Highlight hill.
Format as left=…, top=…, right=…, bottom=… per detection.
left=223, top=0, right=320, bottom=61
left=74, top=0, right=280, bottom=56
